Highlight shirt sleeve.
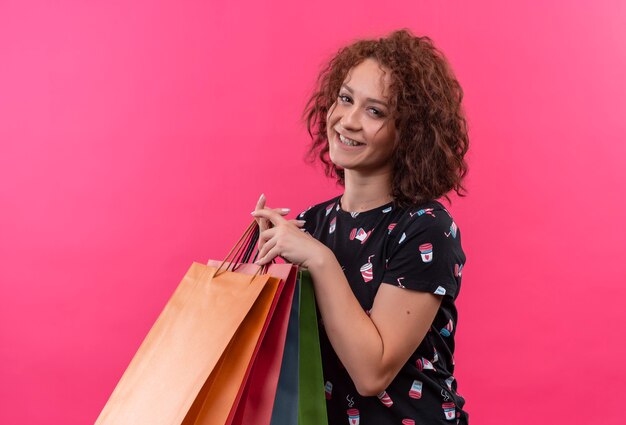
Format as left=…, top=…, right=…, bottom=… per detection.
left=380, top=210, right=465, bottom=299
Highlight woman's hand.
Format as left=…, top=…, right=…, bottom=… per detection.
left=252, top=194, right=310, bottom=258
left=253, top=193, right=298, bottom=248
left=251, top=206, right=328, bottom=268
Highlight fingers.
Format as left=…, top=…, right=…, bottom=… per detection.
left=253, top=194, right=291, bottom=228
left=252, top=207, right=292, bottom=220
left=255, top=193, right=266, bottom=211
left=276, top=208, right=291, bottom=216
left=254, top=194, right=268, bottom=233
left=258, top=208, right=290, bottom=232
left=256, top=236, right=278, bottom=264
left=253, top=194, right=295, bottom=252
left=255, top=219, right=306, bottom=264
left=251, top=208, right=288, bottom=226
left=258, top=226, right=277, bottom=246
left=252, top=196, right=302, bottom=260
left=256, top=244, right=282, bottom=265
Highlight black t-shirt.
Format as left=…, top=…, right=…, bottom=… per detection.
left=298, top=196, right=468, bottom=425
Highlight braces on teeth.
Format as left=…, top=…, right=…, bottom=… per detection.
left=339, top=134, right=362, bottom=146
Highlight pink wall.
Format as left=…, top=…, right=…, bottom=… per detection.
left=1, top=1, right=625, bottom=423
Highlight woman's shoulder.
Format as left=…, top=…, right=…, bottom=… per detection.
left=388, top=199, right=462, bottom=248
left=393, top=199, right=456, bottom=225
left=384, top=200, right=466, bottom=296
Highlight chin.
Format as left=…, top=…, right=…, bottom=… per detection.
left=328, top=148, right=349, bottom=170
left=328, top=156, right=346, bottom=171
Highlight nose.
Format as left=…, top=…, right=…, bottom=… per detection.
left=339, top=105, right=361, bottom=132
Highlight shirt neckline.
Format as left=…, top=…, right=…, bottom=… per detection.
left=335, top=196, right=395, bottom=218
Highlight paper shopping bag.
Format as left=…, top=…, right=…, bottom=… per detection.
left=223, top=263, right=298, bottom=425
left=194, top=261, right=296, bottom=425
left=298, top=270, right=328, bottom=425
left=181, top=270, right=282, bottom=425
left=96, top=263, right=272, bottom=425
left=269, top=276, right=301, bottom=425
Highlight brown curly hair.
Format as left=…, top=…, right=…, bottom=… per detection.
left=302, top=29, right=469, bottom=207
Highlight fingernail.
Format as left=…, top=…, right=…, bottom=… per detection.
left=259, top=193, right=265, bottom=201
left=281, top=208, right=291, bottom=213
left=251, top=211, right=257, bottom=216
left=297, top=220, right=306, bottom=224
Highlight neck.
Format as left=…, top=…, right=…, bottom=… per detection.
left=341, top=169, right=393, bottom=212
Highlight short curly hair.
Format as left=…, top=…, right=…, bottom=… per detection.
left=303, top=29, right=469, bottom=207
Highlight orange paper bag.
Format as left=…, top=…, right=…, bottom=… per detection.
left=97, top=223, right=273, bottom=425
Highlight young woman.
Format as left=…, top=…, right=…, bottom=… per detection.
left=252, top=29, right=469, bottom=425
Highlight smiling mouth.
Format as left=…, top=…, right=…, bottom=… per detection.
left=338, top=132, right=364, bottom=146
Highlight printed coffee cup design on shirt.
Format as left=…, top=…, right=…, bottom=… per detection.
left=329, top=217, right=337, bottom=234
left=387, top=223, right=396, bottom=234
left=454, top=263, right=463, bottom=277
left=402, top=420, right=415, bottom=425
left=324, top=381, right=333, bottom=400
left=444, top=221, right=458, bottom=238
left=396, top=277, right=406, bottom=289
left=360, top=255, right=375, bottom=282
left=347, top=408, right=360, bottom=425
left=377, top=390, right=394, bottom=407
left=447, top=221, right=458, bottom=238
left=409, top=380, right=423, bottom=399
left=325, top=203, right=334, bottom=216
left=442, top=402, right=456, bottom=421
left=445, top=376, right=455, bottom=391
left=411, top=208, right=435, bottom=218
left=350, top=227, right=371, bottom=244
left=440, top=318, right=454, bottom=337
left=416, top=357, right=436, bottom=372
left=419, top=243, right=433, bottom=262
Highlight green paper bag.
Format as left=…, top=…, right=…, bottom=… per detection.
left=298, top=270, right=328, bottom=425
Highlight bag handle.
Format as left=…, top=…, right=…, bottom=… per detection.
left=234, top=220, right=280, bottom=268
left=213, top=220, right=269, bottom=279
left=232, top=223, right=260, bottom=267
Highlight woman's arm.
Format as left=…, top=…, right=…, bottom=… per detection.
left=252, top=208, right=442, bottom=396
left=307, top=248, right=441, bottom=396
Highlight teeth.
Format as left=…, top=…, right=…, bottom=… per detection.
left=339, top=133, right=362, bottom=146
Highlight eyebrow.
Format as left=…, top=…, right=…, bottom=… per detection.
left=341, top=84, right=389, bottom=107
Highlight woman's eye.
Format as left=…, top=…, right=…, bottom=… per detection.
left=337, top=94, right=385, bottom=117
left=338, top=94, right=351, bottom=103
left=370, top=108, right=385, bottom=118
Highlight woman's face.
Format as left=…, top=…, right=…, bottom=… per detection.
left=326, top=58, right=397, bottom=177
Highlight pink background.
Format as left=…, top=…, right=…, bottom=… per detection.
left=1, top=1, right=625, bottom=423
